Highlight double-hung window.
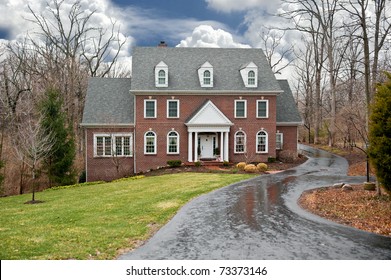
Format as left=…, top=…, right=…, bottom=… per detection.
left=144, top=131, right=157, bottom=154
left=257, top=100, right=269, bottom=118
left=235, top=100, right=247, bottom=118
left=158, top=70, right=166, bottom=85
left=167, top=131, right=179, bottom=154
left=276, top=133, right=283, bottom=150
left=167, top=100, right=179, bottom=118
left=234, top=131, right=246, bottom=153
left=256, top=130, right=268, bottom=153
left=203, top=70, right=211, bottom=85
left=144, top=100, right=156, bottom=118
left=248, top=71, right=255, bottom=85
left=115, top=135, right=132, bottom=156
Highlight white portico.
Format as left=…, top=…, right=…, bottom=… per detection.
left=185, top=100, right=233, bottom=162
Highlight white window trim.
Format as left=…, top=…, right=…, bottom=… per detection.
left=256, top=99, right=269, bottom=118
left=276, top=132, right=283, bottom=150
left=144, top=131, right=157, bottom=155
left=167, top=131, right=180, bottom=154
left=256, top=130, right=268, bottom=154
left=240, top=62, right=258, bottom=88
left=144, top=99, right=157, bottom=118
left=155, top=61, right=168, bottom=87
left=93, top=133, right=133, bottom=158
left=234, top=100, right=247, bottom=118
left=234, top=131, right=246, bottom=154
left=198, top=61, right=214, bottom=88
left=167, top=99, right=180, bottom=118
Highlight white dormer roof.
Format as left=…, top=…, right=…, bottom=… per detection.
left=155, top=61, right=168, bottom=87
left=240, top=61, right=258, bottom=88
left=198, top=61, right=214, bottom=87
left=185, top=100, right=233, bottom=132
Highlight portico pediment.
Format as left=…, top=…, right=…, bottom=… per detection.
left=185, top=100, right=233, bottom=130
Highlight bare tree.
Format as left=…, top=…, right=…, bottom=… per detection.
left=341, top=0, right=391, bottom=124
left=259, top=25, right=294, bottom=74
left=13, top=112, right=54, bottom=203
left=25, top=0, right=127, bottom=153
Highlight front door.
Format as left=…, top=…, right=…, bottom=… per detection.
left=199, top=134, right=215, bottom=158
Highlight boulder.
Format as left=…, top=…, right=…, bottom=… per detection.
left=333, top=182, right=345, bottom=189
left=342, top=184, right=353, bottom=191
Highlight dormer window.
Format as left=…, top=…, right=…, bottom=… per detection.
left=158, top=70, right=166, bottom=85
left=240, top=62, right=258, bottom=88
left=198, top=61, right=213, bottom=87
left=248, top=70, right=255, bottom=85
left=203, top=70, right=211, bottom=85
left=155, top=61, right=168, bottom=87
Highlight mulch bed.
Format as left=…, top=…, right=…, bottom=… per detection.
left=299, top=184, right=391, bottom=236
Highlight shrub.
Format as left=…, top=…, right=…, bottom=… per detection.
left=277, top=150, right=298, bottom=163
left=194, top=161, right=202, bottom=167
left=369, top=72, right=391, bottom=193
left=223, top=161, right=230, bottom=167
left=257, top=163, right=268, bottom=172
left=236, top=162, right=246, bottom=170
left=167, top=160, right=182, bottom=168
left=244, top=164, right=258, bottom=173
left=267, top=157, right=276, bottom=163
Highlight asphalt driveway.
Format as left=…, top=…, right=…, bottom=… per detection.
left=119, top=145, right=391, bottom=259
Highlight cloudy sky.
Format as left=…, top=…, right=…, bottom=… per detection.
left=0, top=0, right=293, bottom=77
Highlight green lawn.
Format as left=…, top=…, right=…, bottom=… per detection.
left=0, top=172, right=254, bottom=260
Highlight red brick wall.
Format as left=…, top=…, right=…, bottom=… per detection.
left=134, top=94, right=278, bottom=172
left=276, top=126, right=298, bottom=152
left=85, top=127, right=134, bottom=182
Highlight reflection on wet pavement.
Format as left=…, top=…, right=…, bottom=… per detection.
left=119, top=145, right=391, bottom=260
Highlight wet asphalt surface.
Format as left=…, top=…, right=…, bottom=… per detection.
left=119, top=145, right=391, bottom=260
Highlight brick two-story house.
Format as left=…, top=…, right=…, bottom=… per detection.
left=81, top=47, right=302, bottom=182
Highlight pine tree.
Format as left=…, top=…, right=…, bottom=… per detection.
left=40, top=89, right=76, bottom=187
left=368, top=72, right=391, bottom=193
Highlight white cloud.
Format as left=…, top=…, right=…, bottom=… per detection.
left=177, top=25, right=250, bottom=48
left=205, top=0, right=281, bottom=13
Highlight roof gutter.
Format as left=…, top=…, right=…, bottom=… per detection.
left=130, top=90, right=283, bottom=95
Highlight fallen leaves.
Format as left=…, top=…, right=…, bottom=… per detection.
left=299, top=184, right=391, bottom=237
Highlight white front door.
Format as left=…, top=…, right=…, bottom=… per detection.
left=199, top=134, right=215, bottom=158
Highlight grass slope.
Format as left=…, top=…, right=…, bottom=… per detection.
left=0, top=173, right=253, bottom=260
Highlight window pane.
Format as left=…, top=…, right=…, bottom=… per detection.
left=158, top=70, right=166, bottom=84
left=145, top=132, right=155, bottom=154
left=258, top=101, right=267, bottom=118
left=96, top=137, right=103, bottom=156
left=248, top=71, right=255, bottom=85
left=257, top=131, right=267, bottom=152
left=168, top=101, right=178, bottom=117
left=168, top=132, right=178, bottom=153
left=235, top=132, right=245, bottom=153
left=145, top=100, right=155, bottom=117
left=236, top=101, right=245, bottom=117
left=124, top=137, right=131, bottom=156
left=204, top=70, right=211, bottom=85
left=105, top=137, right=112, bottom=156
left=115, top=137, right=122, bottom=156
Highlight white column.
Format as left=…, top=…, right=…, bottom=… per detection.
left=224, top=132, right=229, bottom=162
left=220, top=132, right=224, bottom=162
left=194, top=132, right=198, bottom=162
left=188, top=132, right=193, bottom=162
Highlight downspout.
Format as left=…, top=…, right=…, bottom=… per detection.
left=84, top=128, right=88, bottom=182
left=133, top=93, right=137, bottom=174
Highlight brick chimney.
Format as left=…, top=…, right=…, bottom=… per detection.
left=158, top=41, right=168, bottom=47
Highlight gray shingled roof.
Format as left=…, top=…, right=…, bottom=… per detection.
left=81, top=77, right=133, bottom=126
left=131, top=47, right=282, bottom=93
left=276, top=80, right=302, bottom=124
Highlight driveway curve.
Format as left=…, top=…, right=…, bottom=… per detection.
left=119, top=145, right=391, bottom=260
